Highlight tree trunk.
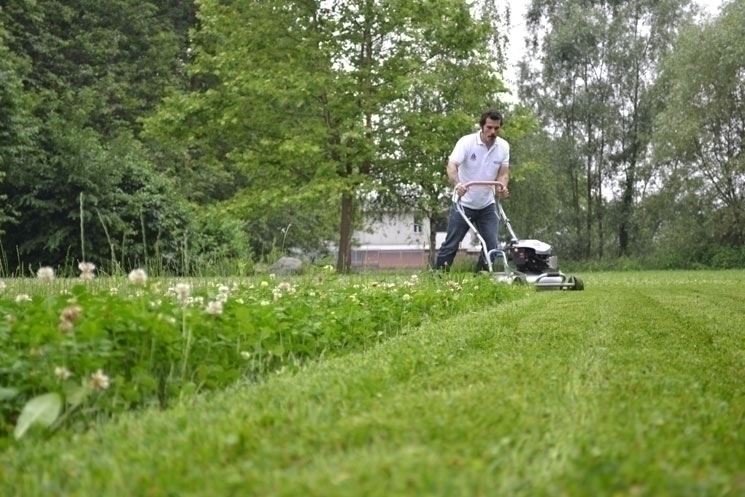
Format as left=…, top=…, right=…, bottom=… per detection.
left=428, top=216, right=437, bottom=268
left=336, top=190, right=354, bottom=273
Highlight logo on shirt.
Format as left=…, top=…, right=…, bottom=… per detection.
left=470, top=153, right=477, bottom=161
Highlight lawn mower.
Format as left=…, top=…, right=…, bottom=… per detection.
left=454, top=180, right=584, bottom=291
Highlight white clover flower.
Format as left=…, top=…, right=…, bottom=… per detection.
left=269, top=273, right=276, bottom=280
left=173, top=283, right=192, bottom=304
left=402, top=294, right=412, bottom=301
left=235, top=298, right=244, bottom=304
left=37, top=266, right=55, bottom=282
left=89, top=369, right=111, bottom=390
left=240, top=351, right=251, bottom=360
left=78, top=261, right=95, bottom=272
left=58, top=304, right=82, bottom=333
left=78, top=262, right=96, bottom=280
left=60, top=304, right=83, bottom=323
left=205, top=300, right=223, bottom=315
left=54, top=366, right=73, bottom=381
left=323, top=265, right=335, bottom=272
left=276, top=281, right=295, bottom=294
left=260, top=300, right=271, bottom=306
left=58, top=320, right=74, bottom=333
left=15, top=294, right=31, bottom=303
left=128, top=268, right=148, bottom=285
left=260, top=281, right=269, bottom=288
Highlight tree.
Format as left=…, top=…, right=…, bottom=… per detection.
left=0, top=26, right=34, bottom=238
left=653, top=0, right=745, bottom=246
left=520, top=0, right=694, bottom=258
left=146, top=0, right=509, bottom=272
left=0, top=0, right=198, bottom=270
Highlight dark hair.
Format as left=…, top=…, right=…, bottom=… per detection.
left=479, top=109, right=503, bottom=127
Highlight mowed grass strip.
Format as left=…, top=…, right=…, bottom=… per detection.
left=1, top=271, right=744, bottom=497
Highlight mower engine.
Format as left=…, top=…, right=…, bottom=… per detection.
left=507, top=239, right=558, bottom=274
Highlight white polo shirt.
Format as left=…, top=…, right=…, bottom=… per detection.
left=450, top=132, right=510, bottom=209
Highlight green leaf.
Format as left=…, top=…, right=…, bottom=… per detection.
left=14, top=393, right=63, bottom=440
left=0, top=387, right=19, bottom=401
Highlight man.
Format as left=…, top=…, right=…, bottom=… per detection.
left=434, top=109, right=510, bottom=271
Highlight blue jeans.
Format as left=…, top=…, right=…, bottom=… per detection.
left=435, top=203, right=500, bottom=271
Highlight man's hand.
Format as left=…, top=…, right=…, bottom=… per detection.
left=455, top=183, right=468, bottom=197
left=496, top=184, right=510, bottom=199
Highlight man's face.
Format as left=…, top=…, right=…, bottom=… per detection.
left=481, top=117, right=502, bottom=142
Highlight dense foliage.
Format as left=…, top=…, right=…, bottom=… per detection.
left=0, top=270, right=517, bottom=441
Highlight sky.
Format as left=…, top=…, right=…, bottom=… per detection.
left=501, top=0, right=726, bottom=103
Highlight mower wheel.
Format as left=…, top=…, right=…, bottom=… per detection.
left=571, top=277, right=584, bottom=291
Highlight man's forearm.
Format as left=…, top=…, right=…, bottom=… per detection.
left=446, top=161, right=460, bottom=186
left=496, top=167, right=509, bottom=188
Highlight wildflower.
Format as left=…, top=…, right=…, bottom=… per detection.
left=216, top=290, right=230, bottom=303
left=89, top=369, right=111, bottom=391
left=54, top=366, right=73, bottom=381
left=205, top=300, right=223, bottom=315
left=240, top=351, right=251, bottom=360
left=276, top=281, right=295, bottom=293
left=323, top=265, right=335, bottom=272
left=78, top=262, right=96, bottom=280
left=58, top=319, right=75, bottom=333
left=60, top=304, right=82, bottom=323
left=15, top=294, right=31, bottom=303
left=0, top=280, right=5, bottom=292
left=402, top=294, right=412, bottom=302
left=173, top=283, right=191, bottom=305
left=128, top=268, right=148, bottom=285
left=260, top=281, right=269, bottom=288
left=260, top=300, right=270, bottom=306
left=37, top=266, right=55, bottom=282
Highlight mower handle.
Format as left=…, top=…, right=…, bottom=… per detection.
left=452, top=180, right=507, bottom=202
left=461, top=180, right=506, bottom=190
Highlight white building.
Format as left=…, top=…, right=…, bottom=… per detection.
left=351, top=212, right=480, bottom=269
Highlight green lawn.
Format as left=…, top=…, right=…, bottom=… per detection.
left=1, top=270, right=744, bottom=496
